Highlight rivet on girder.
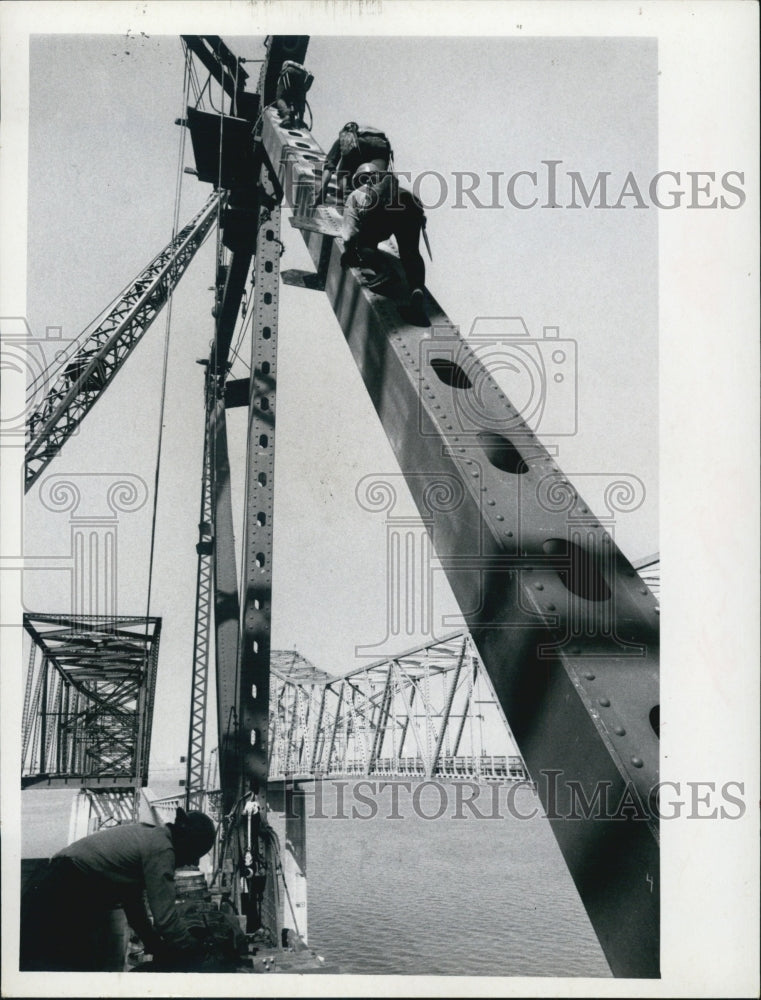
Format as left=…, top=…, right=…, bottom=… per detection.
left=472, top=470, right=479, bottom=477
left=496, top=514, right=504, bottom=521
left=631, top=756, right=644, bottom=768
left=547, top=603, right=556, bottom=611
left=614, top=726, right=626, bottom=736
left=488, top=499, right=496, bottom=506
left=584, top=672, right=595, bottom=680
left=598, top=697, right=611, bottom=707
left=505, top=531, right=513, bottom=537
left=535, top=583, right=544, bottom=590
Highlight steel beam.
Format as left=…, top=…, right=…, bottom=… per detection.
left=238, top=161, right=283, bottom=798
left=185, top=397, right=214, bottom=811
left=262, top=111, right=660, bottom=978
left=210, top=399, right=241, bottom=813
left=430, top=637, right=467, bottom=776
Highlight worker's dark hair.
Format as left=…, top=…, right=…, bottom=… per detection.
left=171, top=807, right=215, bottom=862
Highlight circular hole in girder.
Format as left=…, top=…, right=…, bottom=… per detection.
left=649, top=705, right=660, bottom=738
left=477, top=431, right=529, bottom=475
left=430, top=357, right=472, bottom=390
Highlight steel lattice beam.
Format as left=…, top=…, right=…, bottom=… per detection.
left=25, top=195, right=219, bottom=493
left=261, top=110, right=660, bottom=978
left=22, top=614, right=161, bottom=789
left=185, top=395, right=214, bottom=811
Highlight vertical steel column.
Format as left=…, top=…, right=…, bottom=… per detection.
left=451, top=657, right=479, bottom=757
left=39, top=662, right=48, bottom=774
left=21, top=643, right=39, bottom=767
left=309, top=687, right=327, bottom=774
left=211, top=400, right=241, bottom=813
left=185, top=401, right=214, bottom=811
left=430, top=640, right=467, bottom=777
left=368, top=668, right=394, bottom=773
left=324, top=684, right=343, bottom=774
left=239, top=162, right=282, bottom=798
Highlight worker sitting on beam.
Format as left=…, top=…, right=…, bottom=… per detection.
left=340, top=160, right=429, bottom=326
left=20, top=807, right=216, bottom=971
left=313, top=122, right=393, bottom=206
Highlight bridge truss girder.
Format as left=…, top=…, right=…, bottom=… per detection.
left=268, top=634, right=526, bottom=783
left=22, top=614, right=161, bottom=792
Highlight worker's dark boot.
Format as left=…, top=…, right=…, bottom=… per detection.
left=408, top=288, right=428, bottom=325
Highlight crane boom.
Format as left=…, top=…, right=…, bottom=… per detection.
left=24, top=193, right=220, bottom=493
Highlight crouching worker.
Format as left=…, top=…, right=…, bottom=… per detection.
left=275, top=60, right=313, bottom=128
left=313, top=122, right=393, bottom=206
left=340, top=161, right=429, bottom=325
left=20, top=807, right=216, bottom=972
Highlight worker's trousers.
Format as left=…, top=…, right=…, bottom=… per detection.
left=20, top=857, right=130, bottom=971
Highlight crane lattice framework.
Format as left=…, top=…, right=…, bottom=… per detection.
left=22, top=615, right=161, bottom=812
left=24, top=195, right=220, bottom=493
left=269, top=634, right=527, bottom=782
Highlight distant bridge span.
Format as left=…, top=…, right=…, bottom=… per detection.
left=268, top=632, right=527, bottom=783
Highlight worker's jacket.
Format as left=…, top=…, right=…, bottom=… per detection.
left=342, top=173, right=425, bottom=246
left=56, top=822, right=196, bottom=951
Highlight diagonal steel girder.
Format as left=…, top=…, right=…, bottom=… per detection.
left=262, top=110, right=660, bottom=979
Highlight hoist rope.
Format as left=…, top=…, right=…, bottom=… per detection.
left=143, top=46, right=192, bottom=636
